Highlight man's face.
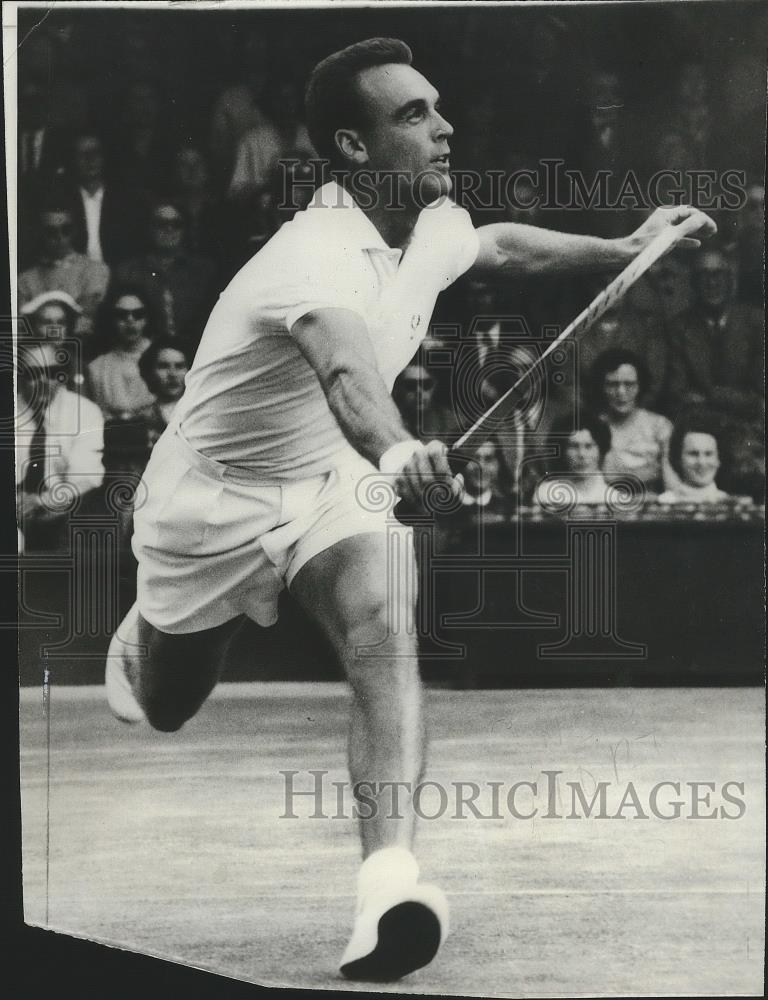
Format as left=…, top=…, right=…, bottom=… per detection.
left=151, top=347, right=188, bottom=402
left=466, top=441, right=500, bottom=495
left=353, top=63, right=453, bottom=204
left=603, top=363, right=640, bottom=418
left=75, top=136, right=104, bottom=185
left=693, top=252, right=731, bottom=311
left=31, top=303, right=69, bottom=341
left=40, top=211, right=74, bottom=260
left=17, top=342, right=66, bottom=410
left=565, top=429, right=602, bottom=476
left=397, top=365, right=436, bottom=417
left=151, top=205, right=185, bottom=254
left=680, top=431, right=719, bottom=488
left=176, top=147, right=208, bottom=191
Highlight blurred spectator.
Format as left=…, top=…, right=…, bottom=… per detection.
left=58, top=131, right=149, bottom=266
left=19, top=291, right=85, bottom=388
left=86, top=286, right=157, bottom=420
left=579, top=70, right=634, bottom=239
left=19, top=290, right=81, bottom=344
left=393, top=360, right=460, bottom=444
left=113, top=198, right=219, bottom=347
left=647, top=254, right=693, bottom=323
left=138, top=337, right=192, bottom=447
left=731, top=182, right=764, bottom=308
left=209, top=34, right=270, bottom=192
left=17, top=74, right=68, bottom=210
left=589, top=348, right=677, bottom=494
left=111, top=79, right=175, bottom=194
left=650, top=129, right=690, bottom=202
left=19, top=31, right=89, bottom=133
left=722, top=51, right=767, bottom=180
left=16, top=339, right=104, bottom=552
left=228, top=78, right=315, bottom=199
left=577, top=302, right=647, bottom=389
left=657, top=420, right=731, bottom=503
left=533, top=413, right=613, bottom=509
left=18, top=204, right=110, bottom=340
left=670, top=62, right=718, bottom=172
left=664, top=248, right=763, bottom=422
left=460, top=439, right=512, bottom=516
left=170, top=145, right=223, bottom=258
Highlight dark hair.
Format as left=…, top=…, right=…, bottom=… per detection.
left=138, top=337, right=191, bottom=388
left=548, top=412, right=612, bottom=472
left=588, top=348, right=650, bottom=411
left=305, top=38, right=412, bottom=166
left=92, top=283, right=156, bottom=354
left=667, top=416, right=724, bottom=479
left=466, top=435, right=514, bottom=500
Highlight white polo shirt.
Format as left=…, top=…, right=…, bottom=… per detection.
left=177, top=181, right=479, bottom=481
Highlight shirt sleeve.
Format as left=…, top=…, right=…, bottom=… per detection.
left=282, top=229, right=369, bottom=333
left=415, top=197, right=480, bottom=286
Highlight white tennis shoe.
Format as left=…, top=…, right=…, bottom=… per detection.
left=339, top=847, right=449, bottom=981
left=105, top=604, right=146, bottom=724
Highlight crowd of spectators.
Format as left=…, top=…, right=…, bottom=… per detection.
left=15, top=10, right=765, bottom=555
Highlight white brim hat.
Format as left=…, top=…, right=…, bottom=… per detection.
left=20, top=290, right=83, bottom=316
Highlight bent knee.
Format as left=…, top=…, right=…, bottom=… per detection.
left=337, top=592, right=417, bottom=658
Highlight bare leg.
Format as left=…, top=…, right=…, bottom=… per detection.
left=290, top=532, right=424, bottom=857
left=113, top=603, right=243, bottom=732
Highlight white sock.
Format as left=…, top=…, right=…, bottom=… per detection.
left=357, top=846, right=419, bottom=903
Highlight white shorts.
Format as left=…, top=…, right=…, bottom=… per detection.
left=132, top=426, right=411, bottom=634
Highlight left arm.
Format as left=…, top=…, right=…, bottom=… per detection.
left=471, top=206, right=716, bottom=277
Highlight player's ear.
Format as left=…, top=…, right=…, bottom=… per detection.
left=334, top=128, right=368, bottom=165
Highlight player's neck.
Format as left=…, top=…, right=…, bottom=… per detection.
left=363, top=202, right=420, bottom=252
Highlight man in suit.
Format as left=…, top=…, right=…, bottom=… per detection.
left=665, top=247, right=764, bottom=496
left=16, top=338, right=104, bottom=552
left=17, top=74, right=69, bottom=269
left=60, top=131, right=148, bottom=267
left=665, top=249, right=764, bottom=421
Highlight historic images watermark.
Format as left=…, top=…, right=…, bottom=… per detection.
left=277, top=158, right=749, bottom=213
left=279, top=769, right=748, bottom=822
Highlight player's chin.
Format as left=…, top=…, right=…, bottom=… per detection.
left=413, top=168, right=452, bottom=206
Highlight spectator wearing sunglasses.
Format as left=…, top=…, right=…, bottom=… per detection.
left=113, top=199, right=219, bottom=349
left=16, top=338, right=104, bottom=552
left=85, top=286, right=157, bottom=420
left=392, top=360, right=460, bottom=445
left=18, top=204, right=110, bottom=339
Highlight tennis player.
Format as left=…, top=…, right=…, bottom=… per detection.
left=106, top=38, right=715, bottom=980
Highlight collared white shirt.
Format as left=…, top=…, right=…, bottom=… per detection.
left=80, top=185, right=105, bottom=262
left=462, top=488, right=493, bottom=508
left=16, top=387, right=105, bottom=495
left=178, top=181, right=479, bottom=481
left=657, top=482, right=729, bottom=504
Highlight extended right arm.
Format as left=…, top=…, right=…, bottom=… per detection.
left=291, top=307, right=461, bottom=506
